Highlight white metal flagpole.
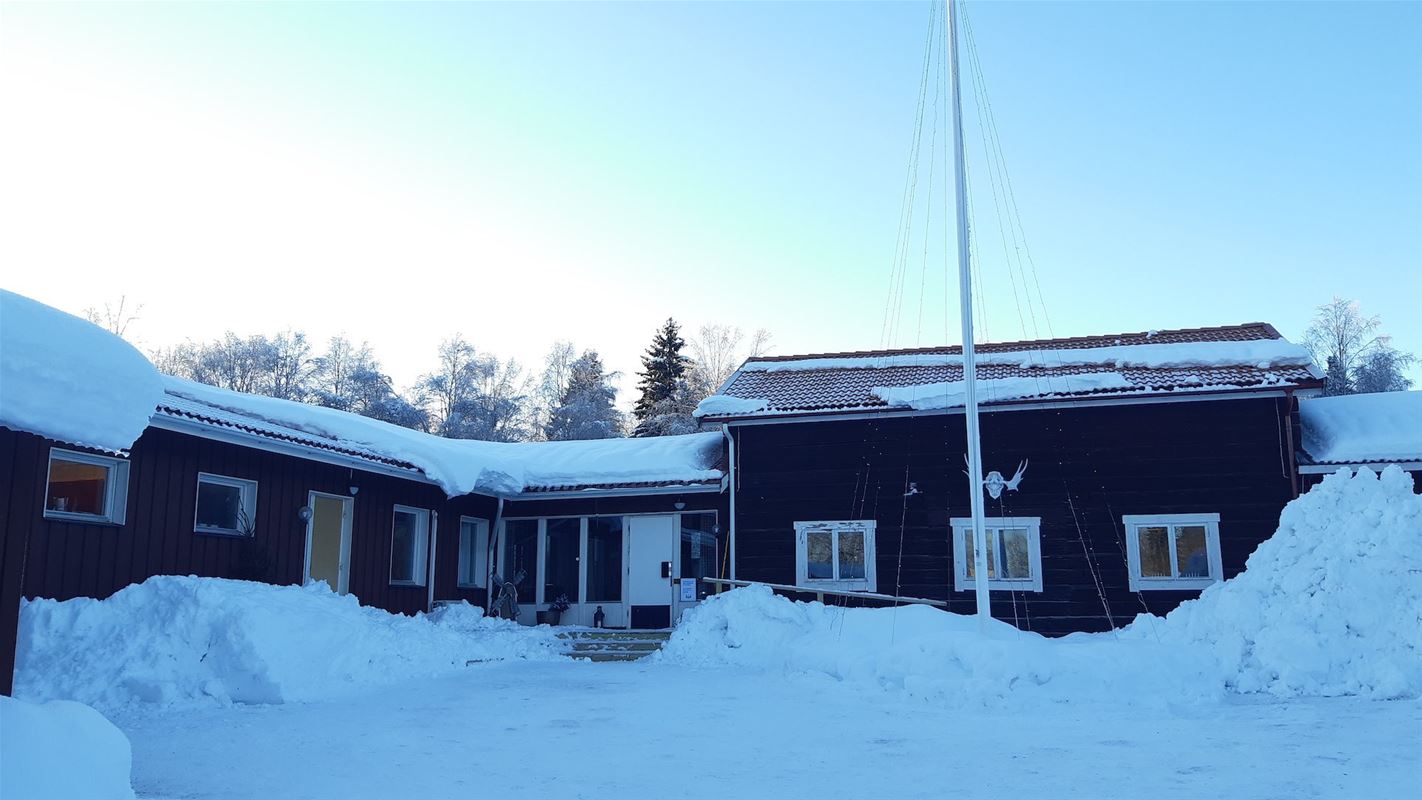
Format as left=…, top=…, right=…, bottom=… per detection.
left=947, top=0, right=992, bottom=628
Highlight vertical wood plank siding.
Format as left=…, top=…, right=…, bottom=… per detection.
left=0, top=425, right=503, bottom=693
left=730, top=397, right=1298, bottom=636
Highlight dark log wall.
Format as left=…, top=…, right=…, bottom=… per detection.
left=0, top=426, right=500, bottom=693
left=731, top=396, right=1298, bottom=635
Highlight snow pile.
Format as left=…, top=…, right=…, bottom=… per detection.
left=14, top=576, right=563, bottom=711
left=1125, top=466, right=1422, bottom=698
left=164, top=377, right=723, bottom=496
left=0, top=695, right=136, bottom=800
left=666, top=468, right=1421, bottom=705
left=659, top=585, right=1217, bottom=708
left=1300, top=391, right=1422, bottom=464
left=872, top=373, right=1133, bottom=410
left=0, top=289, right=162, bottom=452
left=740, top=339, right=1313, bottom=373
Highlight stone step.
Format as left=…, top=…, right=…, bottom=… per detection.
left=572, top=651, right=653, bottom=663
left=567, top=640, right=662, bottom=653
left=557, top=630, right=672, bottom=641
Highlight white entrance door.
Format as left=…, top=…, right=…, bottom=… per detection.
left=305, top=492, right=353, bottom=594
left=626, top=514, right=675, bottom=628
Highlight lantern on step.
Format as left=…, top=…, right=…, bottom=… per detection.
left=593, top=605, right=605, bottom=628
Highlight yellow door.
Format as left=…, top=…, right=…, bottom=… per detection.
left=308, top=494, right=350, bottom=593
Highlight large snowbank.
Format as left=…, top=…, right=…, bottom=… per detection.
left=165, top=377, right=723, bottom=496
left=1299, top=390, right=1422, bottom=465
left=659, top=585, right=1218, bottom=708
left=1124, top=466, right=1422, bottom=698
left=0, top=695, right=136, bottom=800
left=664, top=467, right=1421, bottom=704
left=740, top=339, right=1313, bottom=373
left=0, top=289, right=162, bottom=452
left=14, top=576, right=563, bottom=711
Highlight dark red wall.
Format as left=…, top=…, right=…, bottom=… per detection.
left=0, top=425, right=500, bottom=694
left=730, top=396, right=1300, bottom=636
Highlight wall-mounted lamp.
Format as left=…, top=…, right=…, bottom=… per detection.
left=297, top=506, right=313, bottom=522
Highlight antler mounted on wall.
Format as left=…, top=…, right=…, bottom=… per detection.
left=983, top=459, right=1028, bottom=500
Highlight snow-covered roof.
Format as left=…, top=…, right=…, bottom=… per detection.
left=1299, top=391, right=1422, bottom=466
left=157, top=378, right=724, bottom=497
left=0, top=290, right=723, bottom=497
left=0, top=289, right=164, bottom=453
left=696, top=323, right=1322, bottom=420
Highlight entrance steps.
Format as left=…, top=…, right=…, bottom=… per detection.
left=558, top=630, right=671, bottom=663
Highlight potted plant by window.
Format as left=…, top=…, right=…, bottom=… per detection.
left=540, top=593, right=571, bottom=626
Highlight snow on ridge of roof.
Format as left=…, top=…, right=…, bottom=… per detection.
left=161, top=377, right=723, bottom=497
left=0, top=289, right=164, bottom=453
left=1300, top=391, right=1422, bottom=465
left=740, top=338, right=1314, bottom=374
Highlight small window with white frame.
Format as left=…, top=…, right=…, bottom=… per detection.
left=457, top=517, right=489, bottom=589
left=794, top=520, right=877, bottom=592
left=1123, top=513, right=1223, bottom=591
left=390, top=505, right=430, bottom=586
left=44, top=448, right=129, bottom=525
left=194, top=473, right=258, bottom=536
left=951, top=517, right=1043, bottom=592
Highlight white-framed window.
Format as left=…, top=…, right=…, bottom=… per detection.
left=390, top=505, right=430, bottom=586
left=1124, top=513, right=1223, bottom=591
left=193, top=473, right=258, bottom=536
left=457, top=516, right=490, bottom=589
left=43, top=448, right=129, bottom=525
left=794, top=520, right=877, bottom=592
left=952, top=517, right=1044, bottom=592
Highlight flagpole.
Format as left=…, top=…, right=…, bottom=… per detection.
left=947, top=0, right=992, bottom=628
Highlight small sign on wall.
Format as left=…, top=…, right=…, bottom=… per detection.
left=679, top=578, right=697, bottom=602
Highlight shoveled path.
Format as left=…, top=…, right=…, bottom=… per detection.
left=116, top=659, right=1419, bottom=800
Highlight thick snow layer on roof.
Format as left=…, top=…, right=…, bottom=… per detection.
left=872, top=373, right=1135, bottom=410
left=1299, top=391, right=1422, bottom=464
left=0, top=290, right=162, bottom=452
left=692, top=395, right=769, bottom=419
left=742, top=339, right=1314, bottom=373
left=164, top=377, right=723, bottom=496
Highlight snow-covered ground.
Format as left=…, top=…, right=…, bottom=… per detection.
left=112, top=660, right=1418, bottom=800
left=12, top=467, right=1419, bottom=798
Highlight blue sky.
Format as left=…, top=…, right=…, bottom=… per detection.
left=2, top=1, right=1418, bottom=397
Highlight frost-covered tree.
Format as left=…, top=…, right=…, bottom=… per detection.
left=1304, top=298, right=1414, bottom=396
left=632, top=319, right=693, bottom=436
left=532, top=340, right=577, bottom=440
left=416, top=335, right=530, bottom=441
left=310, top=337, right=378, bottom=411
left=545, top=350, right=622, bottom=441
left=266, top=331, right=314, bottom=401
left=310, top=336, right=425, bottom=430
left=83, top=295, right=143, bottom=339
left=1352, top=346, right=1416, bottom=394
left=685, top=324, right=771, bottom=399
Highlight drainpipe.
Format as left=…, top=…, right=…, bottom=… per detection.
left=426, top=509, right=439, bottom=613
left=722, top=423, right=737, bottom=581
left=1284, top=389, right=1300, bottom=499
left=487, top=497, right=505, bottom=614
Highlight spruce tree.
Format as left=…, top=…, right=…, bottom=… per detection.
left=633, top=318, right=690, bottom=422
left=1323, top=354, right=1352, bottom=397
